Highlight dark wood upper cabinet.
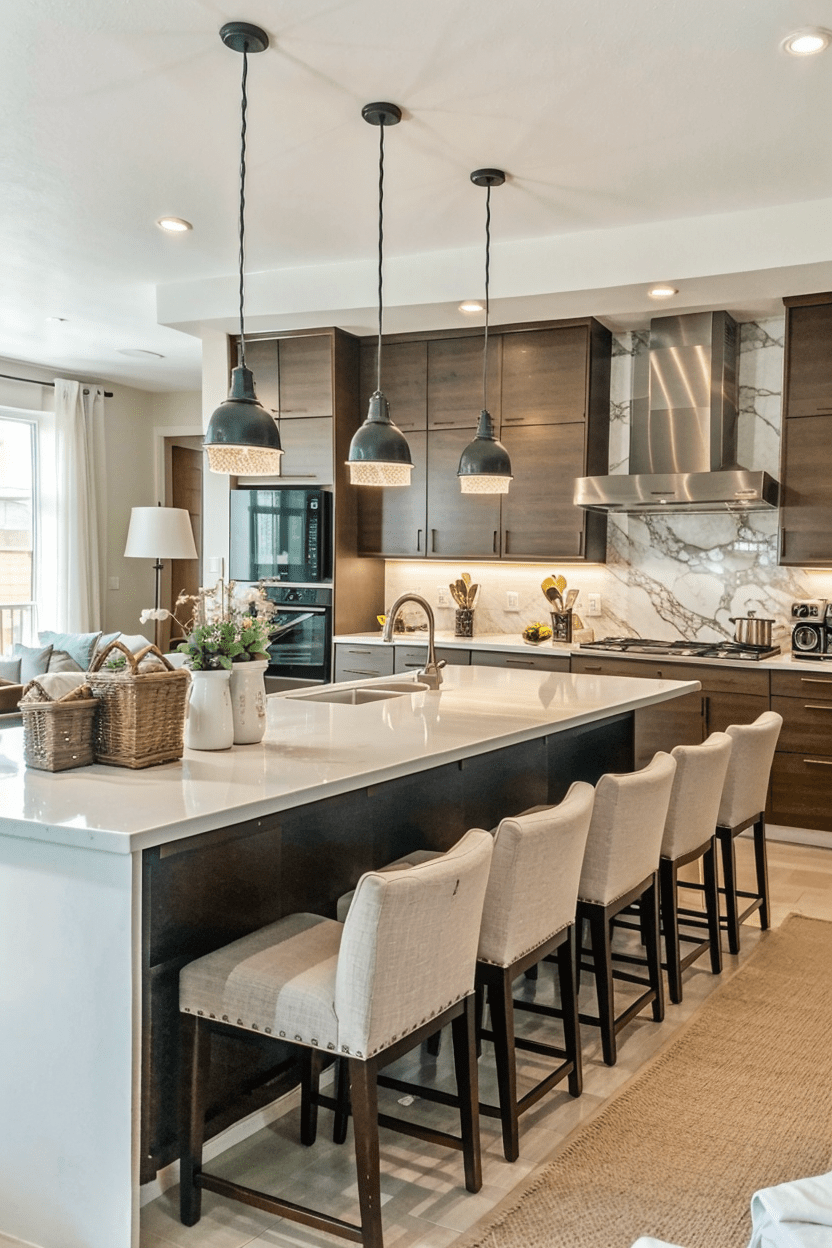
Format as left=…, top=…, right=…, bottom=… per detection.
left=427, top=336, right=501, bottom=428
left=359, top=341, right=427, bottom=431
left=500, top=327, right=588, bottom=425
left=500, top=424, right=588, bottom=560
left=278, top=335, right=333, bottom=417
left=780, top=295, right=832, bottom=565
left=426, top=428, right=501, bottom=558
left=356, top=432, right=428, bottom=558
left=240, top=338, right=279, bottom=413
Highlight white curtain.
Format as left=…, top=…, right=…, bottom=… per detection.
left=53, top=379, right=107, bottom=631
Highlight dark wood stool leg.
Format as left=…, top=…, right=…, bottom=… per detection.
left=451, top=994, right=483, bottom=1190
left=588, top=906, right=616, bottom=1066
left=754, top=814, right=771, bottom=930
left=300, top=1047, right=322, bottom=1146
left=642, top=874, right=665, bottom=1023
left=703, top=838, right=723, bottom=976
left=486, top=972, right=519, bottom=1163
left=426, top=1029, right=442, bottom=1057
left=333, top=1056, right=350, bottom=1144
left=350, top=1057, right=383, bottom=1248
left=558, top=925, right=582, bottom=1098
left=659, top=857, right=683, bottom=1005
left=720, top=826, right=741, bottom=954
left=179, top=1014, right=210, bottom=1227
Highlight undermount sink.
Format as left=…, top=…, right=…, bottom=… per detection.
left=287, top=680, right=429, bottom=706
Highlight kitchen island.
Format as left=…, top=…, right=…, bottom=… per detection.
left=0, top=664, right=698, bottom=1248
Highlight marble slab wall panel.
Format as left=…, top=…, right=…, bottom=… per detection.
left=384, top=316, right=832, bottom=642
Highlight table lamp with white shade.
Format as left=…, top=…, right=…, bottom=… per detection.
left=124, top=506, right=198, bottom=645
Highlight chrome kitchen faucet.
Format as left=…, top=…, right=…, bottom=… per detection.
left=382, top=593, right=445, bottom=689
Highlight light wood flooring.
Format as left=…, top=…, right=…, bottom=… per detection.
left=140, top=835, right=832, bottom=1248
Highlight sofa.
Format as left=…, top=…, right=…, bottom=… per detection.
left=0, top=631, right=154, bottom=722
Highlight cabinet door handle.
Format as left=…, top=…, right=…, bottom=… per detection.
left=346, top=649, right=372, bottom=655
left=780, top=530, right=786, bottom=558
left=804, top=758, right=832, bottom=766
left=343, top=667, right=383, bottom=677
left=416, top=529, right=422, bottom=552
left=431, top=529, right=437, bottom=553
left=431, top=419, right=456, bottom=426
left=804, top=704, right=832, bottom=711
left=578, top=530, right=585, bottom=557
left=800, top=677, right=832, bottom=685
left=505, top=658, right=534, bottom=667
left=582, top=664, right=602, bottom=671
left=702, top=694, right=709, bottom=733
left=493, top=530, right=499, bottom=554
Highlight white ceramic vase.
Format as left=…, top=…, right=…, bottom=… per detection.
left=229, top=658, right=269, bottom=744
left=185, top=669, right=234, bottom=751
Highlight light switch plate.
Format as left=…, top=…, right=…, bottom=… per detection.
left=108, top=576, right=119, bottom=590
left=437, top=587, right=451, bottom=607
left=587, top=593, right=602, bottom=616
left=506, top=592, right=519, bottom=610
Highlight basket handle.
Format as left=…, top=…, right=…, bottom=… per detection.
left=89, top=639, right=176, bottom=673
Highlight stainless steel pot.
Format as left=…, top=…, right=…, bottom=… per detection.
left=728, top=611, right=774, bottom=647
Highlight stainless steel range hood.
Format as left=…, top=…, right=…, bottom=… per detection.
left=574, top=310, right=780, bottom=514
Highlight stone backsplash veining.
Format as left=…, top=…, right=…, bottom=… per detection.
left=384, top=316, right=832, bottom=642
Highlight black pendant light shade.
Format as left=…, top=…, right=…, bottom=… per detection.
left=458, top=169, right=512, bottom=494
left=347, top=102, right=413, bottom=487
left=204, top=22, right=283, bottom=476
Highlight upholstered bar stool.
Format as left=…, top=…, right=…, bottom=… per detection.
left=576, top=751, right=677, bottom=1066
left=337, top=783, right=596, bottom=1162
left=178, top=827, right=493, bottom=1248
left=658, top=732, right=733, bottom=1003
left=715, top=710, right=782, bottom=954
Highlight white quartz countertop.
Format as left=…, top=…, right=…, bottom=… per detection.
left=335, top=631, right=815, bottom=671
left=0, top=665, right=698, bottom=856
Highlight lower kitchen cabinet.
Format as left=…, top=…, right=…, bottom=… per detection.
left=475, top=648, right=571, bottom=672
left=334, top=643, right=395, bottom=681
left=394, top=644, right=470, bottom=673
left=770, top=667, right=832, bottom=831
left=570, top=654, right=769, bottom=767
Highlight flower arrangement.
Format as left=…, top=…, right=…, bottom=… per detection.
left=140, top=580, right=277, bottom=670
left=522, top=621, right=553, bottom=645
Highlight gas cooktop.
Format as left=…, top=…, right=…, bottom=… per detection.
left=580, top=637, right=781, bottom=662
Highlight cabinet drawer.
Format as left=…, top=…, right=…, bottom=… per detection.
left=770, top=752, right=832, bottom=832
left=771, top=668, right=832, bottom=700
left=394, top=645, right=469, bottom=672
left=474, top=649, right=570, bottom=672
left=334, top=645, right=395, bottom=681
left=571, top=654, right=768, bottom=695
left=771, top=695, right=832, bottom=752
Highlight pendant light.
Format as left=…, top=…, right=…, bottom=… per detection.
left=204, top=22, right=283, bottom=476
left=457, top=169, right=513, bottom=494
left=347, top=103, right=413, bottom=487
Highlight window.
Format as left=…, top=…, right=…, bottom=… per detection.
left=0, top=406, right=56, bottom=648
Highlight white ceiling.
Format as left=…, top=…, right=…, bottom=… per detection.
left=3, top=0, right=832, bottom=392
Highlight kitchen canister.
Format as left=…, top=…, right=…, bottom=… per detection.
left=455, top=607, right=475, bottom=638
left=185, top=669, right=234, bottom=750
left=229, top=658, right=268, bottom=744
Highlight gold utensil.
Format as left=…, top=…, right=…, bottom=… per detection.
left=456, top=578, right=469, bottom=605
left=553, top=574, right=567, bottom=594
left=449, top=583, right=465, bottom=607
left=467, top=583, right=479, bottom=608
left=565, top=588, right=579, bottom=610
left=541, top=577, right=563, bottom=608
left=461, top=572, right=471, bottom=588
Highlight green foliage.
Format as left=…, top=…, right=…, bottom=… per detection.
left=178, top=621, right=244, bottom=671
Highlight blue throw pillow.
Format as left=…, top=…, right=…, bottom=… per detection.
left=39, top=630, right=102, bottom=671
left=12, top=643, right=53, bottom=683
left=0, top=656, right=21, bottom=682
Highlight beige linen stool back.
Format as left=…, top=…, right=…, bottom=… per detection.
left=715, top=710, right=782, bottom=953
left=659, top=731, right=733, bottom=1002
left=576, top=750, right=677, bottom=1066
left=178, top=826, right=493, bottom=1248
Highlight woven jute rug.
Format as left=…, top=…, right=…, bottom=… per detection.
left=457, top=914, right=832, bottom=1248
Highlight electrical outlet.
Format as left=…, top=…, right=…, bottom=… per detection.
left=506, top=592, right=519, bottom=611
left=587, top=593, right=602, bottom=617
left=437, top=586, right=451, bottom=607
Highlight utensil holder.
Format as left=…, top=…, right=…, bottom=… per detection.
left=549, top=610, right=573, bottom=643
left=455, top=608, right=475, bottom=638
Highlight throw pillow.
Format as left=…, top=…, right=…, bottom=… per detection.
left=47, top=651, right=83, bottom=673
left=12, top=643, right=53, bottom=683
left=118, top=633, right=154, bottom=655
left=39, top=630, right=102, bottom=671
left=0, top=656, right=21, bottom=682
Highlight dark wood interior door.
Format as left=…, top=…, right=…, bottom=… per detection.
left=426, top=428, right=501, bottom=558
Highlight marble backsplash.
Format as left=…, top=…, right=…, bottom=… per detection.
left=384, top=316, right=832, bottom=644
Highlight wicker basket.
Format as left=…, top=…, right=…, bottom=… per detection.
left=21, top=692, right=99, bottom=771
left=88, top=640, right=190, bottom=768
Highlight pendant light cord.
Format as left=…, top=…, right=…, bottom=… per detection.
left=238, top=46, right=249, bottom=368
left=376, top=121, right=386, bottom=394
left=483, top=182, right=491, bottom=411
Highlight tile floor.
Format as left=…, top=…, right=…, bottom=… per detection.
left=141, top=834, right=832, bottom=1248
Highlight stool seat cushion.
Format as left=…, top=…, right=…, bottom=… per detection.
left=180, top=913, right=342, bottom=1049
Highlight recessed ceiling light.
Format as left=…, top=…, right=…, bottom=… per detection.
left=782, top=27, right=831, bottom=55
left=459, top=301, right=484, bottom=313
left=118, top=349, right=165, bottom=359
left=647, top=285, right=678, bottom=299
left=156, top=216, right=193, bottom=233
left=45, top=316, right=67, bottom=322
